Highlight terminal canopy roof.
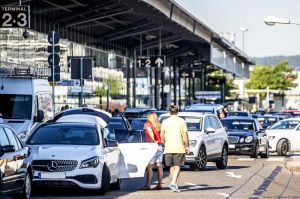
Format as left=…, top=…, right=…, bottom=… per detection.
left=2, top=0, right=254, bottom=77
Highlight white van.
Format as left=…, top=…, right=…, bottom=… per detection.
left=0, top=67, right=53, bottom=142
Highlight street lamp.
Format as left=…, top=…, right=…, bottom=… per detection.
left=264, top=16, right=300, bottom=26
left=238, top=27, right=248, bottom=53
left=104, top=83, right=109, bottom=112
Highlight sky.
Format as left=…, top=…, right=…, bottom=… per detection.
left=175, top=0, right=300, bottom=57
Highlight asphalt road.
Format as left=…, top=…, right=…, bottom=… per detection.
left=26, top=153, right=300, bottom=199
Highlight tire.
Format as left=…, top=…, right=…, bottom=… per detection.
left=216, top=145, right=228, bottom=169
left=189, top=145, right=207, bottom=171
left=98, top=164, right=111, bottom=195
left=277, top=139, right=289, bottom=156
left=110, top=179, right=120, bottom=190
left=250, top=142, right=258, bottom=158
left=21, top=170, right=32, bottom=199
left=260, top=143, right=269, bottom=159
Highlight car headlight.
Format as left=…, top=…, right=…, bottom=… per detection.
left=189, top=140, right=197, bottom=147
left=245, top=136, right=253, bottom=143
left=80, top=157, right=100, bottom=169
left=268, top=136, right=275, bottom=140
left=239, top=138, right=245, bottom=143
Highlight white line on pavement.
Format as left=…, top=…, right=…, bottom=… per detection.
left=267, top=157, right=285, bottom=161
left=237, top=158, right=255, bottom=161
left=217, top=193, right=230, bottom=198
left=225, top=172, right=242, bottom=179
left=184, top=182, right=205, bottom=189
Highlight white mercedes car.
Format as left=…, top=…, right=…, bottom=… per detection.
left=25, top=121, right=157, bottom=195
left=266, top=118, right=300, bottom=156
left=160, top=112, right=229, bottom=171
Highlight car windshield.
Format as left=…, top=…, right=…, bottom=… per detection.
left=160, top=116, right=202, bottom=131
left=27, top=125, right=99, bottom=145
left=0, top=94, right=32, bottom=119
left=221, top=119, right=255, bottom=131
left=269, top=120, right=300, bottom=130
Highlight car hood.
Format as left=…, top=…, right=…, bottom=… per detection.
left=226, top=130, right=254, bottom=137
left=188, top=131, right=205, bottom=140
left=28, top=145, right=100, bottom=161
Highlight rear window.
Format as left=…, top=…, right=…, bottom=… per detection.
left=160, top=116, right=202, bottom=131
left=229, top=112, right=248, bottom=117
left=27, top=125, right=99, bottom=145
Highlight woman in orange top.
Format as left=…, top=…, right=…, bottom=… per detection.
left=141, top=112, right=164, bottom=190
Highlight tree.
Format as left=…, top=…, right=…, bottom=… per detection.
left=245, top=61, right=297, bottom=90
left=95, top=75, right=124, bottom=97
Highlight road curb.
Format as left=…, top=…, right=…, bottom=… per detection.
left=285, top=159, right=300, bottom=172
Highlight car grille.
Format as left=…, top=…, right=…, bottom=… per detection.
left=228, top=136, right=239, bottom=144
left=32, top=160, right=78, bottom=172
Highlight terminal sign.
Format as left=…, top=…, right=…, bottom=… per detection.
left=0, top=6, right=30, bottom=28
left=137, top=56, right=165, bottom=68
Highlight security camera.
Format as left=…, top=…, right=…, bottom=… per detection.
left=23, top=29, right=29, bottom=39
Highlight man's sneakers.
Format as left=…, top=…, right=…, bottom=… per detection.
left=168, top=184, right=181, bottom=192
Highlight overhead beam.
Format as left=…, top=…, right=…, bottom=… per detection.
left=42, top=0, right=72, bottom=12
left=107, top=26, right=161, bottom=41
left=65, top=9, right=132, bottom=27
left=133, top=35, right=183, bottom=49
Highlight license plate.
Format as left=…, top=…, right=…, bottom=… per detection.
left=229, top=144, right=235, bottom=149
left=38, top=172, right=66, bottom=179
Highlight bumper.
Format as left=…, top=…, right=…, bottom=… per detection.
left=32, top=165, right=103, bottom=190
left=228, top=143, right=255, bottom=155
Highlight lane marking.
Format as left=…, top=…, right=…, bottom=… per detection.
left=226, top=172, right=242, bottom=179
left=267, top=157, right=285, bottom=161
left=184, top=182, right=205, bottom=189
left=237, top=158, right=255, bottom=161
left=217, top=193, right=230, bottom=198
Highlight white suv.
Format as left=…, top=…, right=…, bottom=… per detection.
left=160, top=112, right=229, bottom=171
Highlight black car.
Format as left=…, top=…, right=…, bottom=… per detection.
left=0, top=124, right=31, bottom=199
left=220, top=117, right=269, bottom=158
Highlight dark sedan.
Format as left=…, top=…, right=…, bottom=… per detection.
left=221, top=117, right=269, bottom=158
left=0, top=124, right=31, bottom=199
left=257, top=116, right=279, bottom=129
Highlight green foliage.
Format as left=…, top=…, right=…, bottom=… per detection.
left=245, top=61, right=297, bottom=90
left=95, top=75, right=124, bottom=96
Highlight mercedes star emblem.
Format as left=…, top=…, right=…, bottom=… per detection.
left=47, top=161, right=58, bottom=172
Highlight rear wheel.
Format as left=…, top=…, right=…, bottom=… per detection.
left=250, top=142, right=258, bottom=158
left=98, top=164, right=110, bottom=195
left=216, top=145, right=228, bottom=169
left=189, top=145, right=207, bottom=171
left=277, top=139, right=289, bottom=156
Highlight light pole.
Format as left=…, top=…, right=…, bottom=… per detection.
left=238, top=27, right=248, bottom=110
left=104, top=84, right=109, bottom=112
left=264, top=16, right=300, bottom=26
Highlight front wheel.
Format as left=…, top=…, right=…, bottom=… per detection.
left=277, top=139, right=289, bottom=156
left=189, top=146, right=207, bottom=171
left=216, top=145, right=228, bottom=169
left=21, top=171, right=32, bottom=199
left=260, top=143, right=269, bottom=158
left=98, top=164, right=111, bottom=195
left=250, top=142, right=258, bottom=158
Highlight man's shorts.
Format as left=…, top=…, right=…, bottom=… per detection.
left=149, top=145, right=164, bottom=164
left=164, top=153, right=185, bottom=167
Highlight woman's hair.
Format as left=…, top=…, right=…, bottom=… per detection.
left=147, top=112, right=161, bottom=131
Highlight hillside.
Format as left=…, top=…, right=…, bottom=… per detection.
left=254, top=55, right=300, bottom=70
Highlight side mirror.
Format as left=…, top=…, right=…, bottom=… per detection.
left=36, top=110, right=44, bottom=122
left=106, top=140, right=118, bottom=147
left=206, top=127, right=215, bottom=134
left=0, top=145, right=15, bottom=155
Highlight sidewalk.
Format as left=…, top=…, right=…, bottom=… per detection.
left=285, top=155, right=300, bottom=172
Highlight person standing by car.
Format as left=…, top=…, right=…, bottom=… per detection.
left=161, top=105, right=189, bottom=192
left=141, top=112, right=164, bottom=190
